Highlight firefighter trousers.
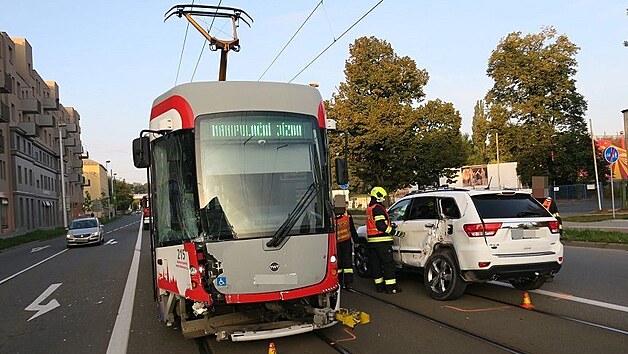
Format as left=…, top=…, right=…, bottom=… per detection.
left=368, top=241, right=396, bottom=292
left=337, top=240, right=354, bottom=286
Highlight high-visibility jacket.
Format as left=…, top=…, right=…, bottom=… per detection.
left=542, top=197, right=552, bottom=210
left=366, top=203, right=393, bottom=243
left=336, top=214, right=351, bottom=242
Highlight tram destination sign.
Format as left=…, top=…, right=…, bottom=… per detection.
left=209, top=121, right=306, bottom=139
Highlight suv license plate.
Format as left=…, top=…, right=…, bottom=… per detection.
left=511, top=230, right=539, bottom=240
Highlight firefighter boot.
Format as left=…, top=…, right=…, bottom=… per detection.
left=386, top=285, right=402, bottom=294
left=375, top=283, right=385, bottom=293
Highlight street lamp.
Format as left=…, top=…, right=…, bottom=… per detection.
left=112, top=173, right=117, bottom=217
left=58, top=123, right=68, bottom=228
left=105, top=160, right=111, bottom=218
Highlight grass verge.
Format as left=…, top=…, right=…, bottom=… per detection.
left=562, top=228, right=627, bottom=244
left=562, top=214, right=628, bottom=222
left=0, top=216, right=124, bottom=252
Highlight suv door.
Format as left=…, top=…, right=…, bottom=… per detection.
left=387, top=199, right=412, bottom=264
left=398, top=197, right=439, bottom=267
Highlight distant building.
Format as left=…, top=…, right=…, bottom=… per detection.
left=0, top=33, right=86, bottom=236
left=82, top=159, right=109, bottom=218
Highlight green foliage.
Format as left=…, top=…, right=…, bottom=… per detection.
left=132, top=182, right=148, bottom=194
left=469, top=100, right=490, bottom=164
left=113, top=180, right=134, bottom=211
left=327, top=36, right=466, bottom=192
left=83, top=191, right=93, bottom=213
left=484, top=27, right=596, bottom=185
left=562, top=228, right=627, bottom=244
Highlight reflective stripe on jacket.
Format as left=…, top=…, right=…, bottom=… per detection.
left=336, top=214, right=351, bottom=242
left=366, top=204, right=393, bottom=243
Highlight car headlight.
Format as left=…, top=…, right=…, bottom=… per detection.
left=91, top=231, right=99, bottom=236
left=66, top=234, right=73, bottom=239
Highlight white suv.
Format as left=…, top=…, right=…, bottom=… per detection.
left=356, top=189, right=563, bottom=300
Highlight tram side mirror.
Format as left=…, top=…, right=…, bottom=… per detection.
left=335, top=158, right=349, bottom=185
left=132, top=137, right=151, bottom=168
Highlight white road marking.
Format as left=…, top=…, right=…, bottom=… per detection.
left=105, top=239, right=118, bottom=245
left=488, top=281, right=628, bottom=313
left=25, top=283, right=62, bottom=321
left=106, top=220, right=142, bottom=354
left=30, top=245, right=51, bottom=253
left=0, top=249, right=68, bottom=285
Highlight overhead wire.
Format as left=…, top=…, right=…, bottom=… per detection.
left=289, top=0, right=384, bottom=83
left=258, top=0, right=324, bottom=81
left=190, top=0, right=223, bottom=82
left=175, top=0, right=195, bottom=85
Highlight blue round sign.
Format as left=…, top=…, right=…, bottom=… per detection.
left=604, top=146, right=619, bottom=163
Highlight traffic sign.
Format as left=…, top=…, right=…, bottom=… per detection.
left=604, top=146, right=619, bottom=163
left=339, top=183, right=349, bottom=190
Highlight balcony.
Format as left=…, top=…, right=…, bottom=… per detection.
left=20, top=98, right=41, bottom=114
left=66, top=123, right=78, bottom=133
left=42, top=97, right=59, bottom=111
left=36, top=114, right=54, bottom=127
left=68, top=173, right=83, bottom=183
left=71, top=145, right=83, bottom=155
left=71, top=158, right=83, bottom=169
left=0, top=102, right=8, bottom=123
left=0, top=72, right=11, bottom=94
left=63, top=137, right=76, bottom=146
left=17, top=122, right=37, bottom=136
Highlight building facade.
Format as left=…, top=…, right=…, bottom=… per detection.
left=82, top=159, right=109, bottom=218
left=0, top=33, right=85, bottom=235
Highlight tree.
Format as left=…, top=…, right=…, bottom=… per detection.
left=484, top=27, right=592, bottom=185
left=113, top=180, right=134, bottom=212
left=83, top=191, right=93, bottom=213
left=469, top=100, right=490, bottom=164
left=132, top=182, right=148, bottom=194
left=328, top=36, right=468, bottom=192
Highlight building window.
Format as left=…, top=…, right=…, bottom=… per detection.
left=0, top=129, right=4, bottom=154
left=17, top=166, right=22, bottom=184
left=0, top=198, right=7, bottom=229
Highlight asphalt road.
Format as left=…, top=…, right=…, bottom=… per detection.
left=1, top=214, right=626, bottom=353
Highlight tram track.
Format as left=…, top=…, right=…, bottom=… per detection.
left=466, top=291, right=628, bottom=336
left=347, top=288, right=526, bottom=354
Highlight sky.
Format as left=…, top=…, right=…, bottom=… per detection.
left=3, top=0, right=627, bottom=183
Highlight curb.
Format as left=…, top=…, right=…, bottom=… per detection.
left=562, top=240, right=628, bottom=251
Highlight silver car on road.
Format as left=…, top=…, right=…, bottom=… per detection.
left=66, top=217, right=105, bottom=247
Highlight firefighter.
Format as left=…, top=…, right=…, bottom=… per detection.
left=366, top=187, right=404, bottom=294
left=540, top=196, right=563, bottom=235
left=334, top=195, right=359, bottom=290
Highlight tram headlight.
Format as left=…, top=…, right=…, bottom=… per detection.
left=189, top=266, right=198, bottom=276
left=330, top=255, right=337, bottom=263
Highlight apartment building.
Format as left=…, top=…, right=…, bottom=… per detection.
left=82, top=159, right=109, bottom=218
left=0, top=32, right=86, bottom=235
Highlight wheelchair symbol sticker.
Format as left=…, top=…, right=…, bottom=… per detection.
left=216, top=276, right=227, bottom=287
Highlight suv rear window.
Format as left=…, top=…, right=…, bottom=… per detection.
left=471, top=194, right=550, bottom=218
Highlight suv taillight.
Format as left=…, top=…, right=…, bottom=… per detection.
left=548, top=220, right=560, bottom=234
left=463, top=222, right=502, bottom=237
left=143, top=208, right=150, bottom=217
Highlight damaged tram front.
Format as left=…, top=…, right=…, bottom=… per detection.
left=132, top=81, right=345, bottom=341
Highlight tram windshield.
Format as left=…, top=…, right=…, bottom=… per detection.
left=195, top=112, right=332, bottom=241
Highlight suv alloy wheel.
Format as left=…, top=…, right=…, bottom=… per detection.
left=423, top=250, right=466, bottom=300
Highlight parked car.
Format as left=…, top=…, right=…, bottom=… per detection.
left=66, top=217, right=105, bottom=247
left=356, top=188, right=563, bottom=300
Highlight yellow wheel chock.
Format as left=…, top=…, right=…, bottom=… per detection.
left=335, top=308, right=370, bottom=328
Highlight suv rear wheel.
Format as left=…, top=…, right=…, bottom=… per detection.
left=424, top=250, right=466, bottom=300
left=509, top=276, right=546, bottom=291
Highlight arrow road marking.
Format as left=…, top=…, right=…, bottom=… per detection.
left=105, top=239, right=118, bottom=245
left=25, top=283, right=62, bottom=322
left=30, top=245, right=51, bottom=253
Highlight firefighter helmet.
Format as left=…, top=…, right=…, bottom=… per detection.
left=370, top=187, right=387, bottom=202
